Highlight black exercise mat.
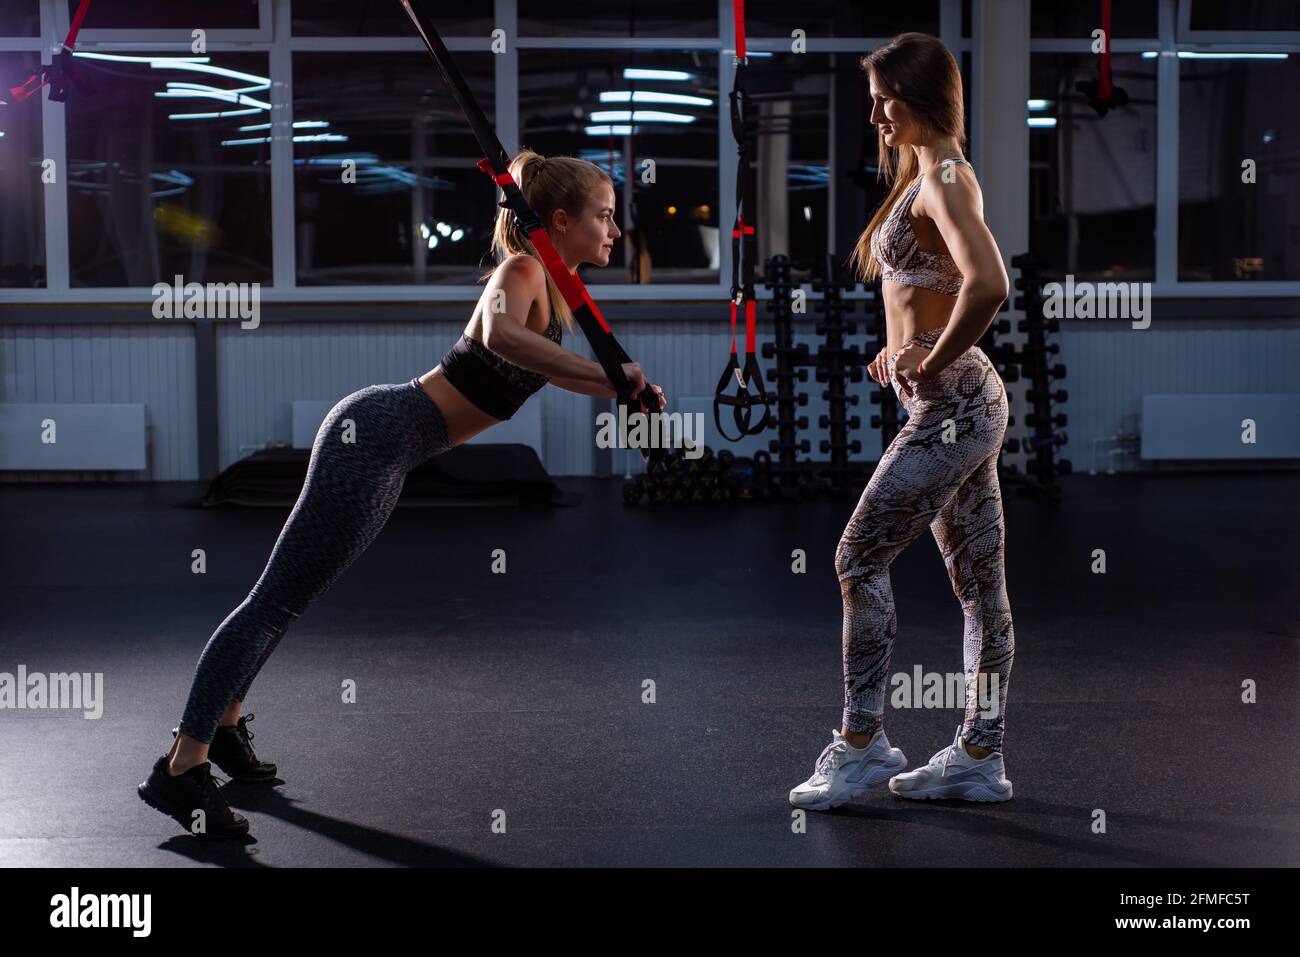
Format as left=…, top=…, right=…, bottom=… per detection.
left=183, top=444, right=582, bottom=508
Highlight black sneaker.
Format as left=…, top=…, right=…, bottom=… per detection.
left=208, top=714, right=278, bottom=783
left=137, top=754, right=251, bottom=839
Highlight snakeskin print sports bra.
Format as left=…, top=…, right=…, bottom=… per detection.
left=438, top=311, right=563, bottom=421
left=871, top=157, right=970, bottom=297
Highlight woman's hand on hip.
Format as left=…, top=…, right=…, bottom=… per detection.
left=892, top=345, right=934, bottom=399
left=869, top=347, right=889, bottom=386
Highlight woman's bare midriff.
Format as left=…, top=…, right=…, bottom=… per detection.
left=416, top=369, right=501, bottom=447
left=882, top=280, right=957, bottom=361
left=882, top=184, right=966, bottom=360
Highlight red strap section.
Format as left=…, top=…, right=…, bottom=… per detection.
left=578, top=285, right=612, bottom=335
left=8, top=74, right=46, bottom=102
left=477, top=157, right=513, bottom=185
left=65, top=0, right=92, bottom=48
left=526, top=225, right=613, bottom=334
left=733, top=0, right=747, bottom=59
left=524, top=226, right=579, bottom=305
left=475, top=156, right=612, bottom=335
left=723, top=1, right=752, bottom=366
left=9, top=0, right=92, bottom=102
left=731, top=213, right=755, bottom=239
left=1098, top=0, right=1112, bottom=100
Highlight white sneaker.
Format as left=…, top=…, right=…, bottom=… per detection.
left=887, top=726, right=1013, bottom=802
left=789, top=728, right=908, bottom=811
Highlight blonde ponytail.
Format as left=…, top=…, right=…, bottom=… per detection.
left=481, top=148, right=613, bottom=335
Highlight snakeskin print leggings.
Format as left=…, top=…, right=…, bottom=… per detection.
left=177, top=378, right=453, bottom=744
left=834, top=327, right=1014, bottom=752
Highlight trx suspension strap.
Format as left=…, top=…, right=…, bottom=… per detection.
left=712, top=0, right=773, bottom=442
left=8, top=0, right=93, bottom=103
left=1076, top=0, right=1128, bottom=116
left=398, top=0, right=664, bottom=459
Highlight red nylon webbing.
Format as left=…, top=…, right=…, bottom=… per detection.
left=66, top=0, right=92, bottom=48
left=733, top=0, right=747, bottom=59
left=8, top=0, right=93, bottom=102
left=479, top=159, right=613, bottom=334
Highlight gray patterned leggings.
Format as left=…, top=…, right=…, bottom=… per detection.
left=834, top=327, right=1014, bottom=752
left=177, top=378, right=453, bottom=744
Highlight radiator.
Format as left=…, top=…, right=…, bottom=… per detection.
left=0, top=402, right=147, bottom=470
left=1140, top=394, right=1300, bottom=460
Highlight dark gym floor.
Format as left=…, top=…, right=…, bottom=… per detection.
left=2, top=471, right=1298, bottom=867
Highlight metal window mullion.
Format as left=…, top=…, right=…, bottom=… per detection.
left=1028, top=38, right=1161, bottom=52
left=496, top=0, right=519, bottom=158
left=39, top=0, right=69, bottom=294
left=1180, top=31, right=1300, bottom=45
left=940, top=0, right=961, bottom=51
left=71, top=31, right=271, bottom=45
left=743, top=37, right=949, bottom=52
left=288, top=36, right=491, bottom=51
left=72, top=40, right=273, bottom=52
left=515, top=36, right=718, bottom=49
left=5, top=278, right=1299, bottom=305
left=1156, top=0, right=1178, bottom=286
left=269, top=0, right=295, bottom=289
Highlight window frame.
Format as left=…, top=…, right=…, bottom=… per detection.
left=2, top=0, right=1296, bottom=305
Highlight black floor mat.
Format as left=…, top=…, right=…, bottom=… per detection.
left=182, top=444, right=582, bottom=508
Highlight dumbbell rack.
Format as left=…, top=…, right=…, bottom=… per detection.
left=756, top=254, right=877, bottom=499
left=1008, top=252, right=1071, bottom=499
left=628, top=253, right=1073, bottom=506
left=810, top=255, right=873, bottom=491
left=759, top=255, right=816, bottom=496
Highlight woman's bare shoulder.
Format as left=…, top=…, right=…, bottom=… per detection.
left=486, top=254, right=551, bottom=330
left=917, top=161, right=982, bottom=216
left=495, top=253, right=546, bottom=287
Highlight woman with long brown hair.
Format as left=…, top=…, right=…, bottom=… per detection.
left=790, top=33, right=1016, bottom=810
left=139, top=149, right=664, bottom=839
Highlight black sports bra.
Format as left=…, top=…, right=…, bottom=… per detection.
left=438, top=312, right=563, bottom=420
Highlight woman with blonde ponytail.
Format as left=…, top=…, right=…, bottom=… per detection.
left=141, top=148, right=663, bottom=840
left=420, top=147, right=664, bottom=442
left=789, top=33, right=1018, bottom=811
